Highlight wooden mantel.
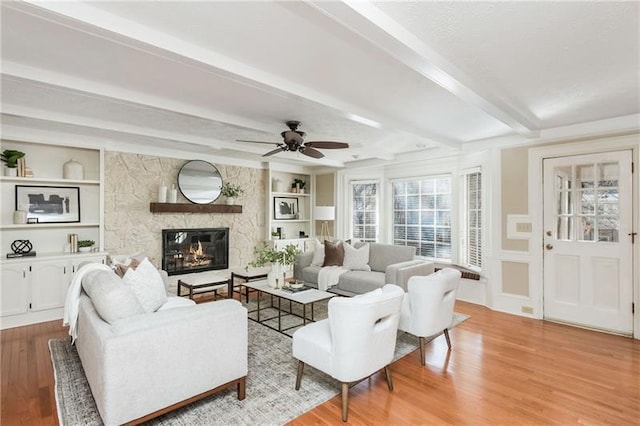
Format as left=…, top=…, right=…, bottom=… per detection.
left=149, top=203, right=242, bottom=214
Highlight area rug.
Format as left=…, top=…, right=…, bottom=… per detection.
left=50, top=311, right=469, bottom=426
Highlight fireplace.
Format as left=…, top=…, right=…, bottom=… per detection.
left=162, top=228, right=229, bottom=275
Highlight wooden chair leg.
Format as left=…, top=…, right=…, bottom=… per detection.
left=444, top=328, right=452, bottom=350
left=419, top=336, right=426, bottom=365
left=341, top=382, right=349, bottom=422
left=237, top=376, right=246, bottom=400
left=384, top=365, right=394, bottom=391
left=295, top=361, right=304, bottom=390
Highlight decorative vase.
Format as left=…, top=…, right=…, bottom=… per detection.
left=4, top=167, right=17, bottom=177
left=267, top=263, right=282, bottom=288
left=63, top=159, right=84, bottom=180
left=225, top=197, right=236, bottom=205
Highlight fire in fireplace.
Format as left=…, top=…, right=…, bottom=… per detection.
left=162, top=228, right=229, bottom=275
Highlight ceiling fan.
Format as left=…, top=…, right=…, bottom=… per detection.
left=237, top=121, right=349, bottom=159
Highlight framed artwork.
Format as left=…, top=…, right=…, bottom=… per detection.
left=15, top=185, right=80, bottom=223
left=274, top=197, right=299, bottom=220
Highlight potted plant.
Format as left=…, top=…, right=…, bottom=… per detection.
left=77, top=239, right=95, bottom=252
left=1, top=149, right=25, bottom=177
left=293, top=178, right=306, bottom=194
left=220, top=181, right=245, bottom=205
left=249, top=242, right=301, bottom=288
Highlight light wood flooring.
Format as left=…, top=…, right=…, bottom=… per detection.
left=1, top=301, right=638, bottom=425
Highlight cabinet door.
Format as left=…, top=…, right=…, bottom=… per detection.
left=0, top=264, right=29, bottom=316
left=31, top=260, right=69, bottom=312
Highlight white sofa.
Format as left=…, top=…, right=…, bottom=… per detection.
left=75, top=266, right=248, bottom=425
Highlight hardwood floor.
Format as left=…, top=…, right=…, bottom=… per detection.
left=1, top=301, right=638, bottom=425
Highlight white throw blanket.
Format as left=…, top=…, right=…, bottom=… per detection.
left=63, top=262, right=112, bottom=343
left=317, top=266, right=349, bottom=291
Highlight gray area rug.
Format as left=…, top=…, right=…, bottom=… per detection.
left=50, top=300, right=469, bottom=426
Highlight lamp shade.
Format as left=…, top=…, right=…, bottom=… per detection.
left=314, top=206, right=335, bottom=221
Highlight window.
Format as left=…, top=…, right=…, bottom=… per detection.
left=461, top=170, right=482, bottom=269
left=351, top=181, right=378, bottom=242
left=392, top=176, right=451, bottom=260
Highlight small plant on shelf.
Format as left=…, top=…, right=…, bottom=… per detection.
left=293, top=178, right=306, bottom=189
left=220, top=182, right=245, bottom=198
left=77, top=240, right=95, bottom=252
left=1, top=149, right=25, bottom=168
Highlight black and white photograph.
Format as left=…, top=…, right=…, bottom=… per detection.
left=273, top=197, right=299, bottom=220
left=15, top=185, right=80, bottom=223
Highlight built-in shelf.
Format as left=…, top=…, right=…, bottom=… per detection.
left=0, top=222, right=100, bottom=230
left=272, top=219, right=310, bottom=223
left=149, top=203, right=242, bottom=214
left=0, top=176, right=100, bottom=185
left=271, top=191, right=310, bottom=197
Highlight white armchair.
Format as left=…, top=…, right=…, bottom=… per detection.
left=398, top=268, right=462, bottom=365
left=292, top=284, right=405, bottom=422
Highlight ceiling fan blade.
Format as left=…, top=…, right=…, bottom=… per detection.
left=236, top=139, right=279, bottom=145
left=300, top=146, right=325, bottom=159
left=304, top=141, right=349, bottom=149
left=263, top=147, right=285, bottom=157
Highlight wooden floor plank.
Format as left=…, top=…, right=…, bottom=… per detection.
left=1, top=301, right=638, bottom=425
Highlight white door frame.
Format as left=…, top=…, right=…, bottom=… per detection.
left=529, top=134, right=639, bottom=339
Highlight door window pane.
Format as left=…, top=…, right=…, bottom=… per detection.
left=554, top=160, right=620, bottom=243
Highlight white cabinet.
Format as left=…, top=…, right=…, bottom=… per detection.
left=0, top=253, right=106, bottom=328
left=30, top=260, right=68, bottom=312
left=272, top=238, right=313, bottom=253
left=0, top=263, right=29, bottom=317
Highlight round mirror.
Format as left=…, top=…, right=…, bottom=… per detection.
left=177, top=160, right=223, bottom=204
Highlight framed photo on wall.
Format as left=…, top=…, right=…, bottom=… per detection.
left=274, top=197, right=299, bottom=220
left=15, top=185, right=80, bottom=223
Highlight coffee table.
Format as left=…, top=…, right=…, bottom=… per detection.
left=243, top=280, right=335, bottom=334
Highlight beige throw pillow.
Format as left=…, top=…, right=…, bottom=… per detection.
left=123, top=258, right=168, bottom=313
left=310, top=239, right=325, bottom=267
left=343, top=242, right=371, bottom=271
left=82, top=270, right=145, bottom=324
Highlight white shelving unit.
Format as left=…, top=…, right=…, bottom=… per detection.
left=0, top=139, right=105, bottom=329
left=266, top=166, right=314, bottom=251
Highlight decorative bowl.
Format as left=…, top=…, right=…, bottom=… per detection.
left=289, top=282, right=304, bottom=289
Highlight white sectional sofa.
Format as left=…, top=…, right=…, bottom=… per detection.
left=74, top=263, right=248, bottom=425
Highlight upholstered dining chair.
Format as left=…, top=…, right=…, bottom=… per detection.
left=292, top=284, right=405, bottom=422
left=398, top=268, right=462, bottom=365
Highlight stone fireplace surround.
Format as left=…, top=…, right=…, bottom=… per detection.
left=104, top=151, right=266, bottom=291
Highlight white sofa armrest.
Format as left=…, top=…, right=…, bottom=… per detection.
left=294, top=251, right=314, bottom=280
left=385, top=260, right=435, bottom=292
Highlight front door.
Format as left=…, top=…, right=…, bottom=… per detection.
left=543, top=150, right=634, bottom=335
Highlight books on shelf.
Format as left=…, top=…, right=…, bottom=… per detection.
left=6, top=251, right=36, bottom=258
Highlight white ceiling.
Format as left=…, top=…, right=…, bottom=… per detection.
left=1, top=1, right=639, bottom=168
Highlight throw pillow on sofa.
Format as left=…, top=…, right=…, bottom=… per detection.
left=323, top=240, right=345, bottom=267
left=310, top=239, right=325, bottom=266
left=123, top=258, right=168, bottom=313
left=343, top=242, right=371, bottom=271
left=82, top=270, right=145, bottom=324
